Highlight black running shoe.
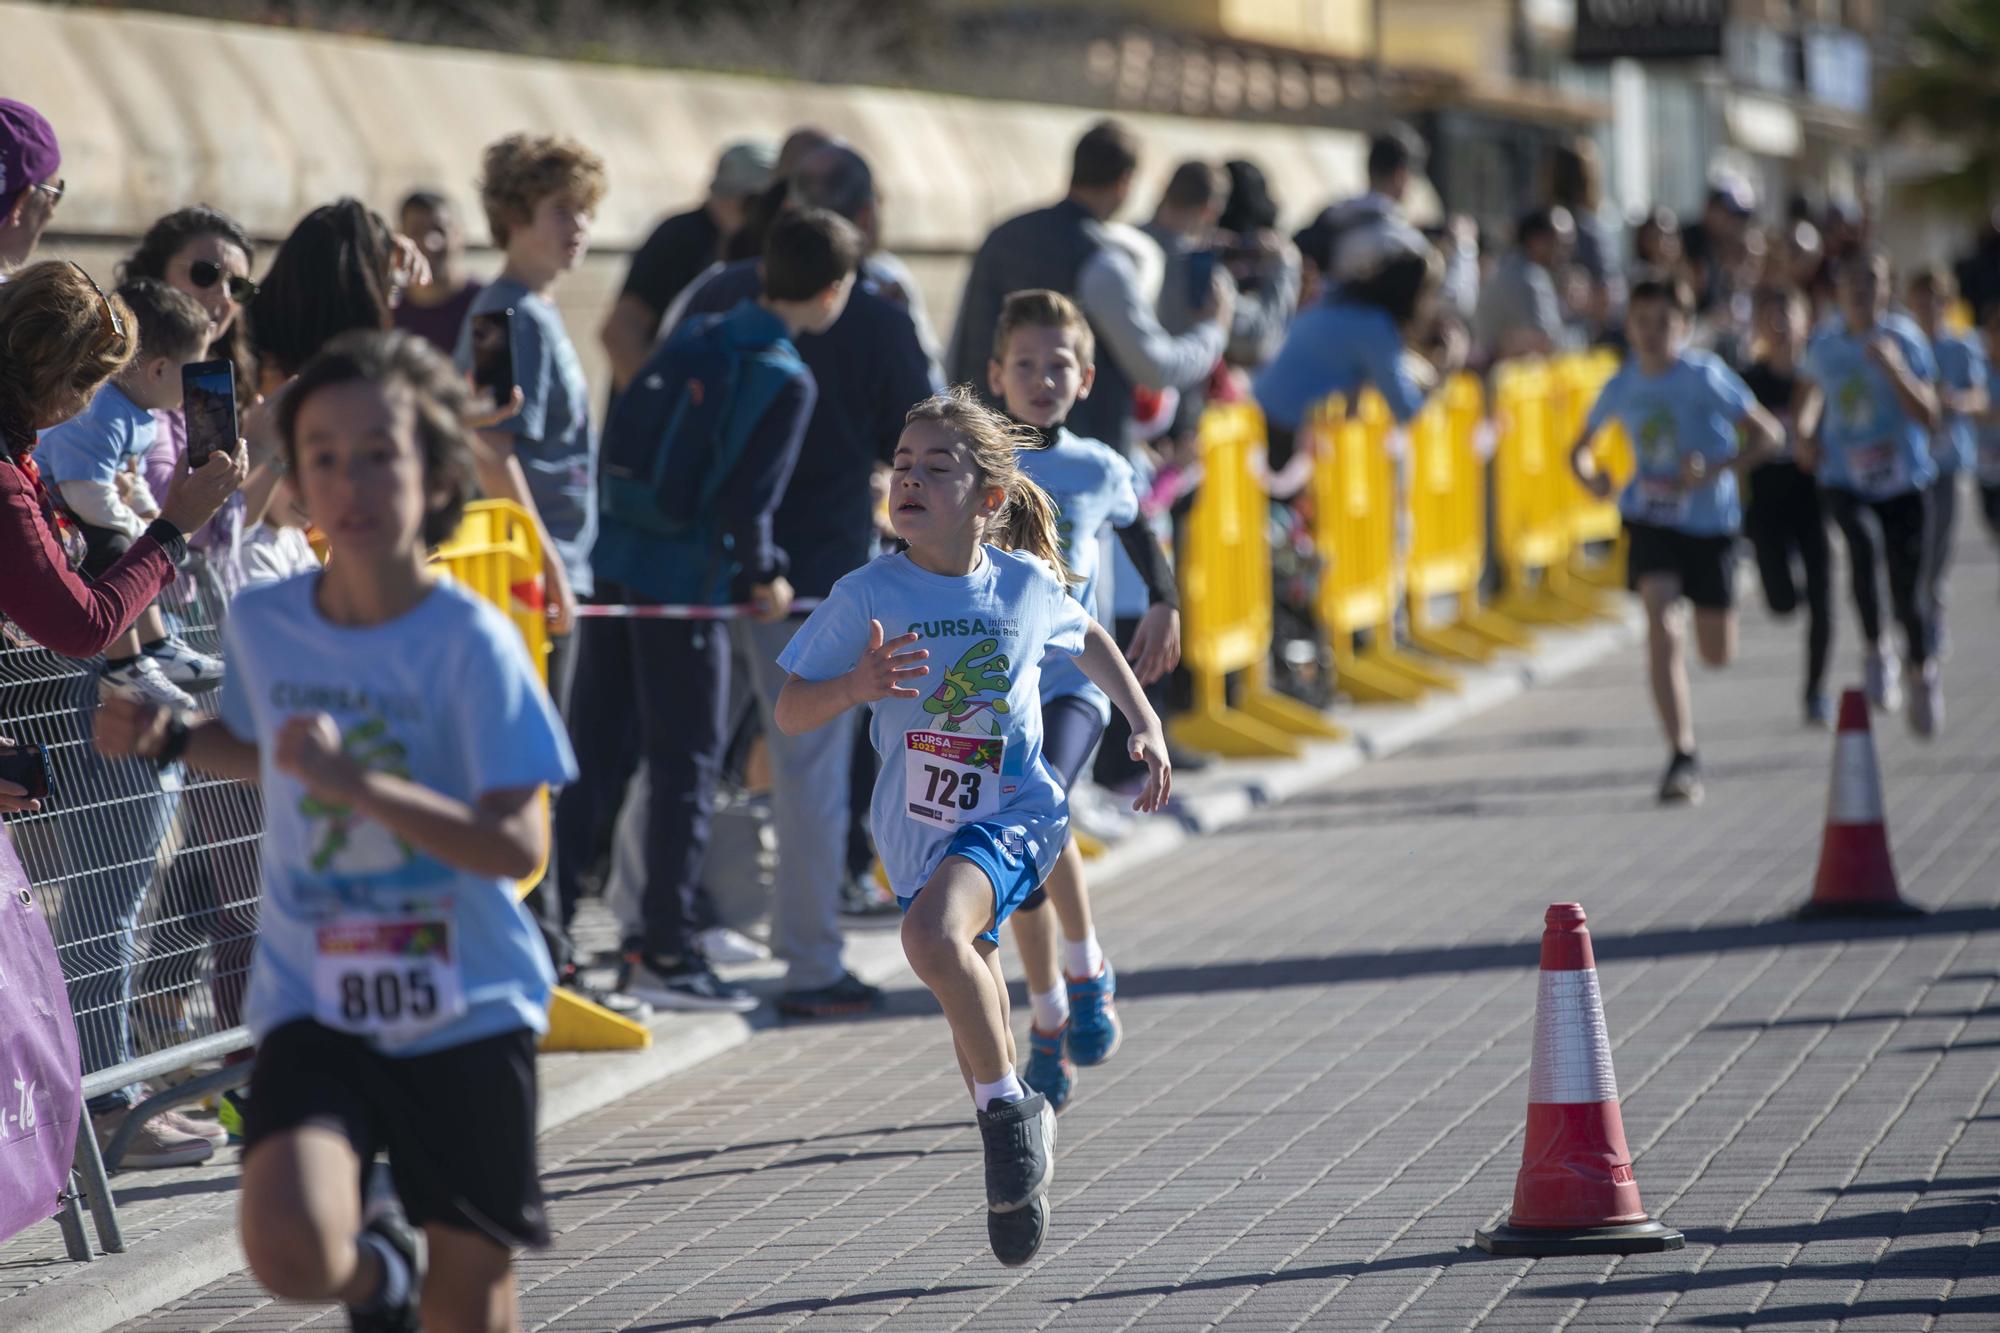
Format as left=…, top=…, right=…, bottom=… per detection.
left=776, top=971, right=883, bottom=1018
left=348, top=1208, right=422, bottom=1333
left=988, top=1190, right=1050, bottom=1267
left=977, top=1092, right=1055, bottom=1212
left=1658, top=752, right=1703, bottom=806
left=623, top=955, right=758, bottom=1013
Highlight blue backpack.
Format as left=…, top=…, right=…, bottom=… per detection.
left=594, top=308, right=802, bottom=604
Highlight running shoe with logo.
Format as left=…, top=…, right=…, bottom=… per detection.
left=620, top=954, right=758, bottom=1013
left=1021, top=1024, right=1075, bottom=1113
left=977, top=1090, right=1055, bottom=1213
left=1065, top=961, right=1122, bottom=1066
left=145, top=636, right=225, bottom=692
left=99, top=655, right=196, bottom=710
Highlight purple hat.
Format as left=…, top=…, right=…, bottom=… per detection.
left=0, top=100, right=60, bottom=218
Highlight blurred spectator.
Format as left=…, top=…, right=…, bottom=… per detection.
left=1549, top=138, right=1622, bottom=341
left=948, top=119, right=1231, bottom=453
left=1954, top=208, right=2000, bottom=326
left=393, top=189, right=484, bottom=356
left=1298, top=123, right=1428, bottom=293
left=1214, top=158, right=1301, bottom=372
left=600, top=140, right=776, bottom=394
left=0, top=99, right=61, bottom=276
left=1682, top=178, right=1756, bottom=314
left=1474, top=207, right=1574, bottom=362
left=1428, top=214, right=1481, bottom=326
left=247, top=199, right=401, bottom=392
left=1632, top=206, right=1684, bottom=279
left=723, top=127, right=834, bottom=265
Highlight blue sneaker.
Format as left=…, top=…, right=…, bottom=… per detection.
left=1022, top=1024, right=1075, bottom=1112
left=1065, top=961, right=1121, bottom=1066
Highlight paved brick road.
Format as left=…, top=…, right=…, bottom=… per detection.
left=104, top=540, right=2000, bottom=1331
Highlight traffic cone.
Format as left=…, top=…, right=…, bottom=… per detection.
left=1475, top=903, right=1683, bottom=1256
left=1798, top=689, right=1923, bottom=920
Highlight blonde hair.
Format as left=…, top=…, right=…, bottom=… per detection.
left=479, top=133, right=608, bottom=247
left=904, top=386, right=1074, bottom=584
left=0, top=261, right=138, bottom=455
left=992, top=288, right=1095, bottom=368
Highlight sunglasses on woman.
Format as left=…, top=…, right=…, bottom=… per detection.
left=188, top=258, right=258, bottom=304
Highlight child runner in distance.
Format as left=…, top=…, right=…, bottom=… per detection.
left=1570, top=277, right=1781, bottom=804
left=1740, top=285, right=1835, bottom=726
left=93, top=329, right=576, bottom=1333
left=38, top=276, right=227, bottom=707
left=1904, top=267, right=1989, bottom=660
left=1978, top=304, right=2000, bottom=591
left=986, top=290, right=1180, bottom=1112
left=1798, top=249, right=1945, bottom=735
left=773, top=387, right=1171, bottom=1267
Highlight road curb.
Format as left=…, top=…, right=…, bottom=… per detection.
left=5, top=610, right=1636, bottom=1333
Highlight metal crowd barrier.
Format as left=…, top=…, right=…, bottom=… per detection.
left=1, top=551, right=262, bottom=1259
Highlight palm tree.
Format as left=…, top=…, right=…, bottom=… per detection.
left=1878, top=0, right=2000, bottom=212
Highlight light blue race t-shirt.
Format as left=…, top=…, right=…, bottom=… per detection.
left=35, top=381, right=156, bottom=488
left=1584, top=349, right=1755, bottom=537
left=456, top=278, right=599, bottom=595
left=219, top=575, right=576, bottom=1055
left=1930, top=330, right=1988, bottom=476
left=1018, top=429, right=1139, bottom=721
left=777, top=546, right=1091, bottom=898
left=1802, top=313, right=1939, bottom=499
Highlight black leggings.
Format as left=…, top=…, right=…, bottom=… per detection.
left=1745, top=460, right=1832, bottom=700
left=1822, top=486, right=1934, bottom=668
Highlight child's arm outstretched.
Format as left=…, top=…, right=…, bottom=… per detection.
left=1074, top=620, right=1172, bottom=813
left=774, top=619, right=929, bottom=736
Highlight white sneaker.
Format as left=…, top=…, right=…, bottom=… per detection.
left=161, top=1108, right=229, bottom=1149
left=146, top=636, right=224, bottom=692
left=1864, top=645, right=1902, bottom=713
left=99, top=656, right=196, bottom=710
left=1907, top=661, right=1943, bottom=740
left=93, top=1108, right=215, bottom=1169
left=696, top=925, right=772, bottom=964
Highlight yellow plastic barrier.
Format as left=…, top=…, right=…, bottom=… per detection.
left=1175, top=402, right=1345, bottom=757
left=1309, top=392, right=1458, bottom=703
left=1491, top=358, right=1614, bottom=626
left=1403, top=373, right=1534, bottom=661
left=435, top=500, right=650, bottom=1053
left=1557, top=349, right=1629, bottom=596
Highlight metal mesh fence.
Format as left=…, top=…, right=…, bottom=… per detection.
left=0, top=554, right=263, bottom=1106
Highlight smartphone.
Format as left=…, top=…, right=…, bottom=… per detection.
left=1186, top=248, right=1219, bottom=310
left=470, top=309, right=515, bottom=404
left=180, top=360, right=238, bottom=472
left=0, top=740, right=53, bottom=804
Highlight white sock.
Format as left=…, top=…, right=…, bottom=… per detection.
left=1063, top=932, right=1105, bottom=981
left=1030, top=984, right=1070, bottom=1033
left=973, top=1071, right=1026, bottom=1111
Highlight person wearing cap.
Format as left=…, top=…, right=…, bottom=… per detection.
left=0, top=99, right=63, bottom=275
left=599, top=140, right=776, bottom=395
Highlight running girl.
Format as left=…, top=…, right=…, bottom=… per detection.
left=1570, top=277, right=1781, bottom=804
left=1798, top=249, right=1944, bottom=735
left=95, top=329, right=575, bottom=1333
left=773, top=387, right=1170, bottom=1268
left=986, top=289, right=1181, bottom=1112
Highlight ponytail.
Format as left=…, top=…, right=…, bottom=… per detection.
left=903, top=386, right=1078, bottom=586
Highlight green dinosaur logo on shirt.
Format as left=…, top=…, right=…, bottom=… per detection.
left=299, top=717, right=416, bottom=874
left=1635, top=407, right=1677, bottom=471
left=1836, top=376, right=1873, bottom=432
left=923, top=637, right=1013, bottom=735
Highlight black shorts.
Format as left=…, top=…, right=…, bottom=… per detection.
left=1624, top=521, right=1737, bottom=611
left=244, top=1020, right=548, bottom=1248
left=75, top=519, right=135, bottom=580
left=1016, top=694, right=1106, bottom=914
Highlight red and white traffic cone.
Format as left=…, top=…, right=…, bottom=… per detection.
left=1475, top=903, right=1683, bottom=1256
left=1797, top=689, right=1923, bottom=919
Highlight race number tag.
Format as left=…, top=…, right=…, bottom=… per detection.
left=1847, top=439, right=1908, bottom=497
left=313, top=913, right=466, bottom=1044
left=903, top=731, right=1005, bottom=829
left=1635, top=477, right=1690, bottom=527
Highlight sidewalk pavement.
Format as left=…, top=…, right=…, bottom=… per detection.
left=12, top=534, right=2000, bottom=1331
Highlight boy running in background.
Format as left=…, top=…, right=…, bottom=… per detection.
left=1571, top=277, right=1781, bottom=804
left=1904, top=267, right=1989, bottom=658
left=986, top=289, right=1181, bottom=1110
left=774, top=388, right=1170, bottom=1267
left=1799, top=250, right=1945, bottom=735
left=96, top=330, right=575, bottom=1332
left=38, top=275, right=225, bottom=707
